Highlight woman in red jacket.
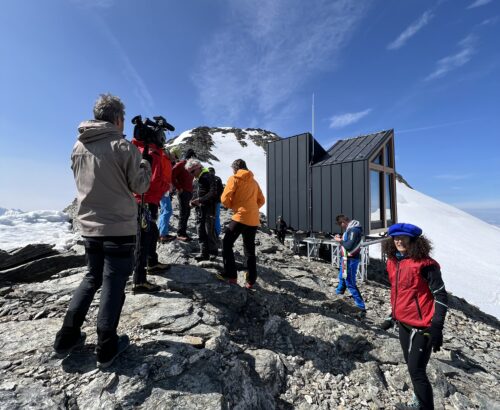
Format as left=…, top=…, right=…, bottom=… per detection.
left=382, top=223, right=448, bottom=410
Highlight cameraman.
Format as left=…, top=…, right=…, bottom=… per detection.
left=132, top=128, right=170, bottom=293
left=54, top=94, right=151, bottom=368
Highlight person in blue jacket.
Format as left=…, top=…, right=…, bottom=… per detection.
left=334, top=214, right=366, bottom=314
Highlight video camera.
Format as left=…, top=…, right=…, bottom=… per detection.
left=131, top=115, right=175, bottom=147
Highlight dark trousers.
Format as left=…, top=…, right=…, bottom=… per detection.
left=134, top=203, right=159, bottom=285
left=54, top=236, right=135, bottom=361
left=223, top=220, right=258, bottom=284
left=177, top=191, right=193, bottom=236
left=196, top=204, right=218, bottom=256
left=277, top=231, right=285, bottom=244
left=399, top=323, right=434, bottom=409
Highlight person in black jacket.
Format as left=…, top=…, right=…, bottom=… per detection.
left=276, top=216, right=287, bottom=244
left=186, top=159, right=218, bottom=260
left=208, top=167, right=224, bottom=236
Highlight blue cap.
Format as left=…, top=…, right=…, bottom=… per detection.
left=387, top=223, right=422, bottom=238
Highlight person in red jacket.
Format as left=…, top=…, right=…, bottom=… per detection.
left=382, top=223, right=448, bottom=410
left=171, top=148, right=196, bottom=241
left=131, top=138, right=170, bottom=293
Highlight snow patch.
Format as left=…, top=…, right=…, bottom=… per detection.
left=0, top=209, right=77, bottom=252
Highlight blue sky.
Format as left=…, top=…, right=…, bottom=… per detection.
left=1, top=0, right=499, bottom=223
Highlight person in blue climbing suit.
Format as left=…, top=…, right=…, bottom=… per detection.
left=334, top=214, right=366, bottom=314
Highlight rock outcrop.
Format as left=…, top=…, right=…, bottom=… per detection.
left=0, top=204, right=499, bottom=409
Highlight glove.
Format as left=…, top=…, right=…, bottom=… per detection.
left=380, top=315, right=394, bottom=331
left=142, top=150, right=153, bottom=165
left=429, top=323, right=443, bottom=352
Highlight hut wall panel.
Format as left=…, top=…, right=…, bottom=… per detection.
left=341, top=163, right=353, bottom=219
left=352, top=161, right=366, bottom=228
left=312, top=167, right=322, bottom=232
left=282, top=139, right=290, bottom=225
left=297, top=134, right=309, bottom=231
left=289, top=137, right=299, bottom=229
left=331, top=163, right=342, bottom=234
left=321, top=166, right=332, bottom=233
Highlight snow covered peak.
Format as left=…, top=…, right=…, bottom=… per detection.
left=165, top=127, right=280, bottom=204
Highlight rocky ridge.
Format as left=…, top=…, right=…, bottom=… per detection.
left=0, top=203, right=499, bottom=409
left=165, top=127, right=281, bottom=163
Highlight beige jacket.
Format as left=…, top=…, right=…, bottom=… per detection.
left=72, top=120, right=151, bottom=236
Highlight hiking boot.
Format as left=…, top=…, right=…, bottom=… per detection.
left=159, top=235, right=176, bottom=243
left=194, top=254, right=210, bottom=261
left=147, top=262, right=171, bottom=274
left=54, top=331, right=86, bottom=358
left=395, top=402, right=421, bottom=409
left=177, top=235, right=191, bottom=242
left=215, top=273, right=238, bottom=285
left=356, top=309, right=367, bottom=320
left=133, top=281, right=162, bottom=294
left=395, top=394, right=421, bottom=410
left=97, top=335, right=130, bottom=369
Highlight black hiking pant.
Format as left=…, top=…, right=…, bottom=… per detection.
left=54, top=236, right=135, bottom=362
left=134, top=203, right=159, bottom=285
left=177, top=191, right=193, bottom=237
left=277, top=230, right=285, bottom=244
left=223, top=220, right=258, bottom=285
left=196, top=204, right=218, bottom=257
left=399, top=323, right=434, bottom=409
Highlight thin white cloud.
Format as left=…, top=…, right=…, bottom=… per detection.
left=329, top=108, right=372, bottom=129
left=397, top=118, right=477, bottom=133
left=433, top=173, right=475, bottom=181
left=94, top=18, right=154, bottom=112
left=387, top=10, right=434, bottom=50
left=192, top=0, right=369, bottom=126
left=71, top=0, right=114, bottom=8
left=424, top=34, right=477, bottom=81
left=467, top=0, right=493, bottom=9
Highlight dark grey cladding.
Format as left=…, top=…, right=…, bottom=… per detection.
left=267, top=130, right=397, bottom=235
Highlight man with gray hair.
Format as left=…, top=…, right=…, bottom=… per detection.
left=54, top=93, right=151, bottom=368
left=185, top=158, right=218, bottom=260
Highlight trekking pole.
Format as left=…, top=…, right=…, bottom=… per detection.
left=133, top=142, right=150, bottom=285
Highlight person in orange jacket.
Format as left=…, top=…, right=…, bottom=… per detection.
left=220, top=159, right=265, bottom=288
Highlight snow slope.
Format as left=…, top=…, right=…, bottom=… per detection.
left=167, top=129, right=268, bottom=207
left=391, top=181, right=500, bottom=319
left=0, top=209, right=76, bottom=252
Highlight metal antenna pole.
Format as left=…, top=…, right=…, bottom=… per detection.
left=309, top=93, right=315, bottom=239
left=312, top=93, right=315, bottom=138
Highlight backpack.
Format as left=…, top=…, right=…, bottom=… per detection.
left=215, top=176, right=224, bottom=200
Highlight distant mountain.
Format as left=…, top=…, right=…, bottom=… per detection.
left=166, top=127, right=280, bottom=202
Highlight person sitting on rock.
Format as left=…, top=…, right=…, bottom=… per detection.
left=53, top=93, right=151, bottom=368
left=186, top=159, right=218, bottom=261
left=334, top=214, right=366, bottom=316
left=219, top=159, right=265, bottom=288
left=382, top=223, right=448, bottom=410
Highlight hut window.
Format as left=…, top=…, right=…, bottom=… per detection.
left=385, top=173, right=393, bottom=223
left=370, top=170, right=383, bottom=228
